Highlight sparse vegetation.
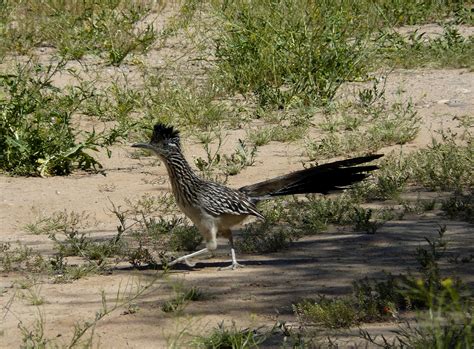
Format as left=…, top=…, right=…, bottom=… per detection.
left=191, top=321, right=268, bottom=349
left=0, top=0, right=157, bottom=63
left=377, top=25, right=474, bottom=69
left=441, top=193, right=474, bottom=223
left=307, top=91, right=421, bottom=160
left=162, top=285, right=204, bottom=313
left=0, top=60, right=118, bottom=176
left=1, top=0, right=474, bottom=347
left=295, top=225, right=473, bottom=341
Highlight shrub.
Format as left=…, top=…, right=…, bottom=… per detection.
left=0, top=61, right=115, bottom=176
left=212, top=0, right=373, bottom=108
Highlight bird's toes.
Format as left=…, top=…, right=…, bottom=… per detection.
left=219, top=262, right=244, bottom=271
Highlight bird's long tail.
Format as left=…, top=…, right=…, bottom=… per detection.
left=239, top=154, right=383, bottom=200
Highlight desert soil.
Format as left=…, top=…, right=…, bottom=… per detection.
left=0, top=7, right=473, bottom=349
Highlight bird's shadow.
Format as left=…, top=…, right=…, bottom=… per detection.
left=116, top=256, right=317, bottom=272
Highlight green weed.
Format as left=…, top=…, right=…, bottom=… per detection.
left=212, top=0, right=373, bottom=108
left=0, top=60, right=125, bottom=176
left=294, top=274, right=408, bottom=329
left=191, top=321, right=268, bottom=349
left=15, top=276, right=164, bottom=348
left=410, top=130, right=473, bottom=191
left=109, top=194, right=203, bottom=267
left=288, top=194, right=357, bottom=233
left=307, top=97, right=420, bottom=160
left=377, top=26, right=474, bottom=69
left=236, top=200, right=298, bottom=254
left=222, top=140, right=257, bottom=176
left=195, top=135, right=257, bottom=177
left=0, top=242, right=48, bottom=273
left=355, top=153, right=411, bottom=200
left=294, top=297, right=358, bottom=329
left=162, top=286, right=204, bottom=313
left=0, top=0, right=156, bottom=64
left=140, top=76, right=231, bottom=131
left=441, top=193, right=474, bottom=223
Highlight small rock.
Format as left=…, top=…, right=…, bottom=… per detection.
left=457, top=88, right=471, bottom=94
left=446, top=100, right=466, bottom=107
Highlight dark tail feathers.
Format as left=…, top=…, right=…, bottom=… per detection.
left=239, top=154, right=383, bottom=200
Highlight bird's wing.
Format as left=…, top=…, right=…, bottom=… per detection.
left=198, top=182, right=264, bottom=219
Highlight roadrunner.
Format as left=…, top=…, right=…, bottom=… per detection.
left=133, top=123, right=382, bottom=270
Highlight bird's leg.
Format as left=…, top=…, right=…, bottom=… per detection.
left=168, top=248, right=209, bottom=267
left=219, top=233, right=244, bottom=271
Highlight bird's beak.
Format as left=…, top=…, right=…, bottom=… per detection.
left=131, top=142, right=154, bottom=150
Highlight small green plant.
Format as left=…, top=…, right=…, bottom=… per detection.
left=441, top=193, right=474, bottom=223
left=108, top=194, right=203, bottom=267
left=0, top=242, right=48, bottom=273
left=294, top=297, right=358, bottom=329
left=18, top=309, right=49, bottom=349
left=22, top=284, right=45, bottom=306
left=377, top=25, right=474, bottom=69
left=0, top=60, right=123, bottom=176
left=222, top=140, right=257, bottom=176
left=295, top=274, right=408, bottom=329
left=0, top=1, right=157, bottom=63
left=195, top=136, right=257, bottom=177
left=288, top=194, right=357, bottom=233
left=352, top=207, right=383, bottom=234
left=27, top=210, right=126, bottom=270
left=162, top=286, right=204, bottom=313
left=410, top=130, right=473, bottom=191
left=212, top=0, right=374, bottom=108
left=360, top=276, right=473, bottom=348
left=191, top=321, right=268, bottom=349
left=296, top=225, right=470, bottom=335
left=15, top=275, right=164, bottom=348
left=194, top=130, right=224, bottom=177
left=141, top=76, right=230, bottom=131
left=307, top=97, right=420, bottom=160
left=236, top=200, right=298, bottom=253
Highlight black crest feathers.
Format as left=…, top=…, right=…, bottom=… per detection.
left=151, top=123, right=180, bottom=144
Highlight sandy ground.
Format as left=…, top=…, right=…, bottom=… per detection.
left=1, top=67, right=473, bottom=348
left=1, top=7, right=473, bottom=348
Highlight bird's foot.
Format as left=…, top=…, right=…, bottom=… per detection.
left=219, top=261, right=245, bottom=271
left=166, top=248, right=209, bottom=268
left=168, top=257, right=196, bottom=267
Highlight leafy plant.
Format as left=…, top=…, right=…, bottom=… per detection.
left=409, top=130, right=473, bottom=191
left=162, top=286, right=203, bottom=313
left=441, top=193, right=474, bottom=223
left=212, top=0, right=373, bottom=108
left=0, top=0, right=157, bottom=63
left=0, top=60, right=123, bottom=176
left=192, top=321, right=268, bottom=349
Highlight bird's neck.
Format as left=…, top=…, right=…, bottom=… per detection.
left=161, top=151, right=201, bottom=203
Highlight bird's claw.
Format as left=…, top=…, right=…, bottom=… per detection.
left=219, top=262, right=245, bottom=271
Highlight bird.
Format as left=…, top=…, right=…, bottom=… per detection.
left=132, top=122, right=382, bottom=270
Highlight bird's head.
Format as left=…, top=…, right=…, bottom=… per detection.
left=132, top=123, right=181, bottom=158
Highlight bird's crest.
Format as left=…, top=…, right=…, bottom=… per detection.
left=151, top=123, right=180, bottom=144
